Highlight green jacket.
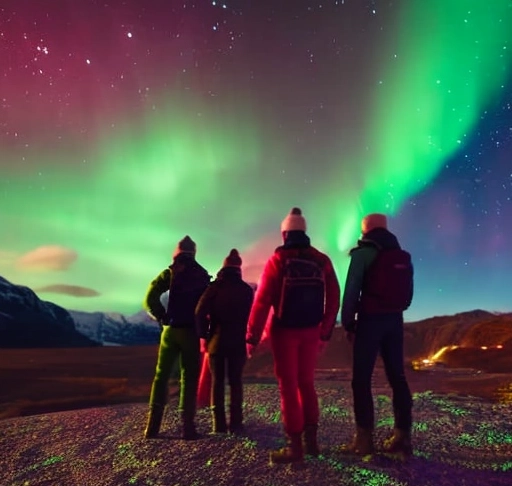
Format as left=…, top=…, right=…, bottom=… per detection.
left=144, top=267, right=171, bottom=323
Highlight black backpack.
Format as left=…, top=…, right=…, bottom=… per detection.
left=167, top=260, right=210, bottom=326
left=276, top=254, right=325, bottom=328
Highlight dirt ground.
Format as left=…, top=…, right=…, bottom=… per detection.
left=1, top=345, right=511, bottom=419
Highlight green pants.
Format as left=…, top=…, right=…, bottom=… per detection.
left=149, top=326, right=200, bottom=423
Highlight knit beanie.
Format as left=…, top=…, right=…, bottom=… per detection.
left=173, top=235, right=196, bottom=258
left=280, top=207, right=307, bottom=233
left=361, top=213, right=388, bottom=234
left=223, top=248, right=242, bottom=268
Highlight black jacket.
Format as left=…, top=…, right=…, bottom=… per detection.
left=195, top=267, right=254, bottom=354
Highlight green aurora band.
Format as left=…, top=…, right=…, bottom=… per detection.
left=0, top=0, right=511, bottom=314
left=332, top=0, right=512, bottom=256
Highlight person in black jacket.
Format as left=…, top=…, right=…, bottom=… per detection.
left=341, top=214, right=413, bottom=456
left=195, top=249, right=254, bottom=434
left=143, top=235, right=211, bottom=440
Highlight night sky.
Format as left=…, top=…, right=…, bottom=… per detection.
left=1, top=0, right=511, bottom=322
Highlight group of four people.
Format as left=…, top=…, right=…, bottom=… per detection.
left=142, top=208, right=414, bottom=464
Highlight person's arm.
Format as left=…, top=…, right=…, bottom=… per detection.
left=319, top=256, right=341, bottom=341
left=341, top=249, right=368, bottom=332
left=405, top=262, right=414, bottom=310
left=143, top=268, right=170, bottom=323
left=195, top=284, right=216, bottom=339
left=246, top=256, right=279, bottom=346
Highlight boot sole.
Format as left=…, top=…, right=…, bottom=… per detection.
left=339, top=446, right=375, bottom=456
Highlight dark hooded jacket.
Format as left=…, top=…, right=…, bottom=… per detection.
left=195, top=266, right=254, bottom=354
left=341, top=227, right=413, bottom=331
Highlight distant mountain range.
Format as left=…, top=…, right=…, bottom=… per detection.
left=0, top=276, right=99, bottom=348
left=2, top=274, right=512, bottom=355
left=69, top=309, right=161, bottom=346
left=0, top=276, right=160, bottom=348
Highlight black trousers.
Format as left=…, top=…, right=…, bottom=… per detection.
left=351, top=313, right=412, bottom=431
left=208, top=350, right=247, bottom=428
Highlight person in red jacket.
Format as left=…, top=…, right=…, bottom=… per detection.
left=246, top=207, right=340, bottom=464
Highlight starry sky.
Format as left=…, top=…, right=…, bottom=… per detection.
left=1, top=0, right=511, bottom=322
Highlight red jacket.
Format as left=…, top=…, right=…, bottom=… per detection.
left=246, top=244, right=340, bottom=345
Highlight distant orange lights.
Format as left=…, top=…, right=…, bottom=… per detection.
left=412, top=342, right=506, bottom=372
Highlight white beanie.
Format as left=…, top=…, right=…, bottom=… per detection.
left=281, top=207, right=307, bottom=232
left=361, top=213, right=388, bottom=234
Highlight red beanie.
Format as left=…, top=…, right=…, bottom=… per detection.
left=173, top=235, right=196, bottom=258
left=223, top=248, right=242, bottom=267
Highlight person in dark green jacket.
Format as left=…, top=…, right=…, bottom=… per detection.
left=341, top=214, right=413, bottom=457
left=195, top=249, right=254, bottom=434
left=143, top=235, right=211, bottom=440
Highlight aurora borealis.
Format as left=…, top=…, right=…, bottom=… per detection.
left=1, top=0, right=511, bottom=321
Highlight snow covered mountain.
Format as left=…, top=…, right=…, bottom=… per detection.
left=0, top=275, right=161, bottom=348
left=0, top=276, right=99, bottom=348
left=69, top=309, right=161, bottom=346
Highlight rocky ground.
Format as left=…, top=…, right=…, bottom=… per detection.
left=2, top=373, right=512, bottom=486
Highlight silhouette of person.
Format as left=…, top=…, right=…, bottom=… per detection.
left=195, top=249, right=254, bottom=434
left=143, top=235, right=211, bottom=440
left=246, top=207, right=340, bottom=464
left=341, top=213, right=413, bottom=456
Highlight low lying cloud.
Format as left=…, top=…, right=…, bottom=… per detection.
left=34, top=284, right=101, bottom=297
left=16, top=245, right=78, bottom=271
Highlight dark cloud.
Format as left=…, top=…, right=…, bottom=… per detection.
left=34, top=284, right=101, bottom=297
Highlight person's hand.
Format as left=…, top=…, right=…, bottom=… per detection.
left=318, top=340, right=328, bottom=355
left=344, top=330, right=356, bottom=344
left=246, top=343, right=256, bottom=359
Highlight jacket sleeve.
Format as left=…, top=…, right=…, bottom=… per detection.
left=341, top=246, right=379, bottom=331
left=195, top=283, right=216, bottom=339
left=406, top=263, right=414, bottom=309
left=246, top=255, right=279, bottom=346
left=143, top=268, right=170, bottom=322
left=319, top=256, right=341, bottom=341
left=243, top=284, right=255, bottom=325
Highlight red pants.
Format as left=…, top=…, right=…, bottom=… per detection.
left=270, top=326, right=320, bottom=435
left=197, top=352, right=212, bottom=408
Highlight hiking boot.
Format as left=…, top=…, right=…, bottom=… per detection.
left=182, top=422, right=201, bottom=440
left=269, top=433, right=304, bottom=464
left=303, top=424, right=320, bottom=457
left=383, top=428, right=413, bottom=456
left=212, top=411, right=228, bottom=434
left=212, top=423, right=228, bottom=434
left=144, top=405, right=164, bottom=439
left=340, top=427, right=374, bottom=455
left=229, top=424, right=245, bottom=435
